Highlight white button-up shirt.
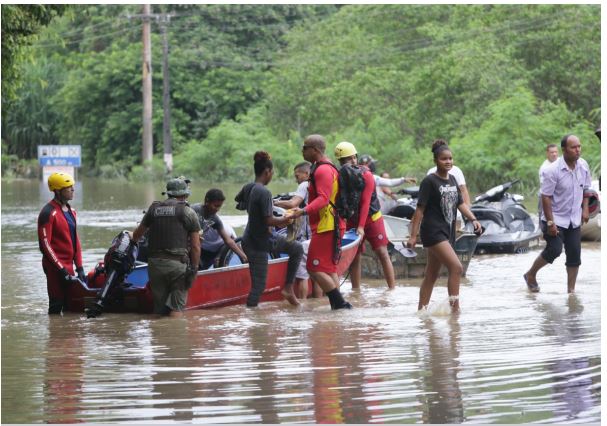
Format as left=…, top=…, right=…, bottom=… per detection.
left=540, top=156, right=591, bottom=228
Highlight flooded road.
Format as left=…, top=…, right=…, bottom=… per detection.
left=1, top=178, right=601, bottom=423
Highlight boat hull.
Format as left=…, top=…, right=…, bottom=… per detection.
left=581, top=213, right=601, bottom=241
left=360, top=230, right=478, bottom=279
left=68, top=231, right=361, bottom=314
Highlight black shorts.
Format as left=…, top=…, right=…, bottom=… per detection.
left=540, top=221, right=581, bottom=267
left=420, top=224, right=454, bottom=248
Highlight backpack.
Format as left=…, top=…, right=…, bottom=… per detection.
left=309, top=161, right=365, bottom=223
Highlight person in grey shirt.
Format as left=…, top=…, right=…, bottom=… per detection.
left=524, top=135, right=591, bottom=293
left=236, top=151, right=303, bottom=307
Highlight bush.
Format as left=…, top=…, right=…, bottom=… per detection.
left=173, top=105, right=303, bottom=182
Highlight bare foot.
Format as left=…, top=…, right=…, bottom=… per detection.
left=282, top=287, right=301, bottom=306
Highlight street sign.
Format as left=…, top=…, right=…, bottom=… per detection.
left=42, top=166, right=75, bottom=184
left=38, top=145, right=81, bottom=167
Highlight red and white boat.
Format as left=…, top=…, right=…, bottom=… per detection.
left=67, top=230, right=361, bottom=315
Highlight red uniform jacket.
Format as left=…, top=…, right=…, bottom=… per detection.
left=37, top=199, right=83, bottom=274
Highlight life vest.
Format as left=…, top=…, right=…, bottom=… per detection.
left=309, top=161, right=340, bottom=233
left=146, top=199, right=188, bottom=252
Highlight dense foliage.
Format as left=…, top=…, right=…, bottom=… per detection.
left=2, top=4, right=600, bottom=190
left=1, top=4, right=67, bottom=110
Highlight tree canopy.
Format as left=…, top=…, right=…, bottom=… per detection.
left=2, top=4, right=600, bottom=190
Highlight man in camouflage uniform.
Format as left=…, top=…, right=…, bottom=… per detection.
left=132, top=178, right=201, bottom=316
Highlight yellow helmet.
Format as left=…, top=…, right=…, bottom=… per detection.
left=48, top=172, right=75, bottom=192
left=334, top=141, right=357, bottom=159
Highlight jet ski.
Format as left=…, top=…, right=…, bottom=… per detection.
left=386, top=186, right=419, bottom=220
left=463, top=180, right=541, bottom=254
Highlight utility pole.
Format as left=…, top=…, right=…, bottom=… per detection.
left=127, top=7, right=175, bottom=173
left=141, top=4, right=153, bottom=167
left=159, top=14, right=173, bottom=174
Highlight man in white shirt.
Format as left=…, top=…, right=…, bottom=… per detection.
left=524, top=134, right=591, bottom=293
left=358, top=155, right=416, bottom=214
left=537, top=143, right=560, bottom=218
left=539, top=143, right=559, bottom=185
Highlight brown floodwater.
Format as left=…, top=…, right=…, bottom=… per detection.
left=1, top=178, right=601, bottom=423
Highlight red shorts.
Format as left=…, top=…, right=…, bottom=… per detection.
left=307, top=230, right=344, bottom=274
left=360, top=216, right=389, bottom=253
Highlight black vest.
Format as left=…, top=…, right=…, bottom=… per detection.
left=147, top=199, right=188, bottom=251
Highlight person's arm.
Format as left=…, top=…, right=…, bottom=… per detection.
left=541, top=195, right=558, bottom=236
left=274, top=195, right=304, bottom=209
left=458, top=203, right=481, bottom=233
left=219, top=227, right=248, bottom=262
left=38, top=204, right=68, bottom=274
left=132, top=223, right=148, bottom=243
left=375, top=175, right=406, bottom=187
left=356, top=171, right=375, bottom=233
left=581, top=196, right=590, bottom=224
left=189, top=231, right=201, bottom=270
left=265, top=214, right=292, bottom=228
left=581, top=162, right=592, bottom=224
left=406, top=205, right=425, bottom=248
left=540, top=166, right=558, bottom=236
left=459, top=184, right=471, bottom=207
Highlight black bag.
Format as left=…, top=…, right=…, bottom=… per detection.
left=235, top=182, right=256, bottom=211
left=309, top=161, right=365, bottom=264
left=334, top=163, right=365, bottom=224
left=309, top=161, right=365, bottom=222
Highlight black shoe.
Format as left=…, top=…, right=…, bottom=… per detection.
left=333, top=301, right=352, bottom=310
left=524, top=274, right=540, bottom=293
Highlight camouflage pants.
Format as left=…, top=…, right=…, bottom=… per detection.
left=148, top=258, right=188, bottom=314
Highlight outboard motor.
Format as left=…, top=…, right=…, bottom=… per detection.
left=85, top=231, right=138, bottom=318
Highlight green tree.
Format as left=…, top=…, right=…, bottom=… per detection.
left=1, top=5, right=67, bottom=108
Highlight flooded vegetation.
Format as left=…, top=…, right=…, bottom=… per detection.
left=1, top=179, right=601, bottom=423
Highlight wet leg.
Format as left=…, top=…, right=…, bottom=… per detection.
left=418, top=248, right=441, bottom=310
left=430, top=241, right=463, bottom=312
left=524, top=255, right=548, bottom=286
left=566, top=266, right=578, bottom=293
left=374, top=245, right=395, bottom=289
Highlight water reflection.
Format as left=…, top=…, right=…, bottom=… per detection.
left=309, top=318, right=370, bottom=423
left=2, top=179, right=602, bottom=424
left=418, top=317, right=463, bottom=424
left=535, top=295, right=596, bottom=421
left=43, top=317, right=85, bottom=424
left=149, top=318, right=196, bottom=422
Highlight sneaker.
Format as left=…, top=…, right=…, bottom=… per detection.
left=523, top=274, right=540, bottom=293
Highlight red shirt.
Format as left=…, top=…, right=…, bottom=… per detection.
left=305, top=158, right=345, bottom=233
left=37, top=199, right=83, bottom=273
